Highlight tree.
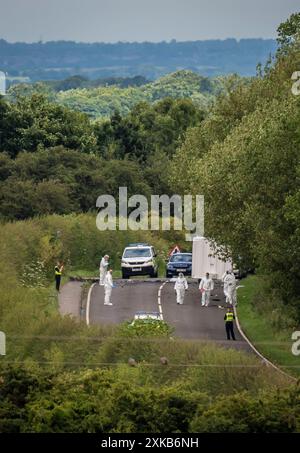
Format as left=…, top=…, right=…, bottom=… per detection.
left=0, top=94, right=97, bottom=157
left=169, top=21, right=300, bottom=313
left=277, top=12, right=300, bottom=52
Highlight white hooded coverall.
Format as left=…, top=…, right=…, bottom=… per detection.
left=199, top=277, right=214, bottom=306
left=104, top=272, right=113, bottom=305
left=174, top=275, right=188, bottom=304
left=223, top=272, right=237, bottom=305
left=99, top=257, right=109, bottom=286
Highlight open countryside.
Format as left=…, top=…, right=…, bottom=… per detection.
left=1, top=1, right=300, bottom=436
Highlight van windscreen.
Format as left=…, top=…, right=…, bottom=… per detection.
left=124, top=248, right=151, bottom=258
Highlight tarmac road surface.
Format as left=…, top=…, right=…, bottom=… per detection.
left=88, top=278, right=250, bottom=350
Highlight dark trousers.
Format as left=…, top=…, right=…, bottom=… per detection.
left=226, top=321, right=236, bottom=340
left=55, top=275, right=61, bottom=292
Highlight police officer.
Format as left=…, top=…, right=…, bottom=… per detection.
left=224, top=307, right=236, bottom=340
left=55, top=261, right=64, bottom=292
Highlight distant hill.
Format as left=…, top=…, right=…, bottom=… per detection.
left=8, top=70, right=228, bottom=118
left=0, top=38, right=277, bottom=81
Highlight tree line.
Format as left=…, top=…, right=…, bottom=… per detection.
left=8, top=70, right=220, bottom=118
left=0, top=95, right=204, bottom=220
left=0, top=37, right=276, bottom=80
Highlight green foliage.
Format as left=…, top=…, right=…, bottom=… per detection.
left=20, top=260, right=47, bottom=288
left=0, top=93, right=206, bottom=223
left=0, top=148, right=153, bottom=221
left=191, top=387, right=300, bottom=433
left=118, top=319, right=173, bottom=337
left=277, top=12, right=300, bottom=52
left=0, top=87, right=207, bottom=221
left=235, top=275, right=300, bottom=376
left=8, top=70, right=222, bottom=119
left=1, top=17, right=300, bottom=433
left=0, top=363, right=298, bottom=433
left=95, top=96, right=205, bottom=163
left=0, top=210, right=294, bottom=433
left=145, top=70, right=219, bottom=106
left=0, top=94, right=97, bottom=157
left=169, top=17, right=300, bottom=314
left=0, top=212, right=183, bottom=368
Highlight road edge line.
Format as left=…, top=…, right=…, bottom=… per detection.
left=234, top=306, right=297, bottom=382
left=86, top=283, right=96, bottom=326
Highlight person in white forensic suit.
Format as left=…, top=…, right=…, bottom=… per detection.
left=104, top=269, right=114, bottom=306
left=222, top=270, right=230, bottom=301
left=174, top=272, right=188, bottom=305
left=223, top=270, right=237, bottom=306
left=99, top=254, right=109, bottom=286
left=199, top=272, right=214, bottom=307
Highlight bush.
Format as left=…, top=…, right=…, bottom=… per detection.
left=0, top=364, right=298, bottom=433
left=118, top=319, right=173, bottom=338
left=190, top=386, right=300, bottom=433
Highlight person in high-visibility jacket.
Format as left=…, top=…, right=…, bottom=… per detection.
left=224, top=308, right=236, bottom=340
left=55, top=261, right=64, bottom=292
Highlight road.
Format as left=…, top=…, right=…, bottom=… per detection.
left=88, top=278, right=250, bottom=350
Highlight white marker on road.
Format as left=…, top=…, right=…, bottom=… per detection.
left=86, top=283, right=96, bottom=326
left=157, top=282, right=167, bottom=321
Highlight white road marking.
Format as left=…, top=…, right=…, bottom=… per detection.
left=157, top=281, right=167, bottom=321
left=86, top=283, right=96, bottom=326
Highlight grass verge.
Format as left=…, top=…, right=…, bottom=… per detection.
left=237, top=275, right=300, bottom=378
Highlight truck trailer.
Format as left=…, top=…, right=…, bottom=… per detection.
left=192, top=236, right=232, bottom=280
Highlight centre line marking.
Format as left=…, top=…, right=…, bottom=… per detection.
left=157, top=281, right=167, bottom=321
left=86, top=282, right=96, bottom=326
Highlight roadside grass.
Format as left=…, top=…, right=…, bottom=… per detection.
left=2, top=271, right=291, bottom=393
left=0, top=213, right=296, bottom=411
left=237, top=275, right=300, bottom=377
left=69, top=256, right=166, bottom=280
left=67, top=268, right=122, bottom=279
left=85, top=335, right=291, bottom=394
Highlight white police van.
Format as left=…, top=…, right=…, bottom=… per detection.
left=121, top=243, right=158, bottom=279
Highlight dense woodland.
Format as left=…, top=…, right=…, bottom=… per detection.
left=8, top=70, right=224, bottom=118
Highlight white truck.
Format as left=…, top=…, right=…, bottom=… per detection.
left=192, top=236, right=232, bottom=280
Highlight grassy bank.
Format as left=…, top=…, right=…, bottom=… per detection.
left=237, top=275, right=300, bottom=377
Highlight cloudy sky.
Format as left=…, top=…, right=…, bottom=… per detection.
left=0, top=0, right=299, bottom=43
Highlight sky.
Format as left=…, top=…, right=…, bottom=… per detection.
left=0, top=0, right=299, bottom=43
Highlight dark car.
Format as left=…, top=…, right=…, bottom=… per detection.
left=166, top=253, right=192, bottom=278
